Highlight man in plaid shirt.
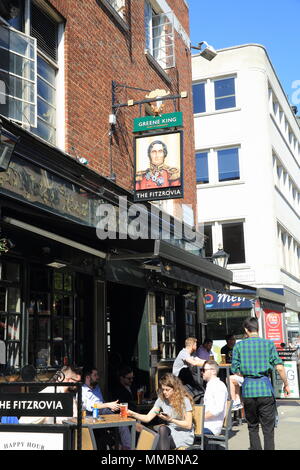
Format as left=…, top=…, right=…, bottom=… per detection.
left=231, top=317, right=290, bottom=450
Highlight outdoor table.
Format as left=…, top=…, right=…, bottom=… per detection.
left=64, top=414, right=136, bottom=450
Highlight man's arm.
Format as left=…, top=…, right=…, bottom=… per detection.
left=185, top=355, right=205, bottom=367
left=275, top=364, right=290, bottom=396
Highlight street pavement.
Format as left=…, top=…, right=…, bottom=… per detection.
left=228, top=399, right=300, bottom=450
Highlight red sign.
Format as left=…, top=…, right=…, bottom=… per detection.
left=264, top=309, right=284, bottom=346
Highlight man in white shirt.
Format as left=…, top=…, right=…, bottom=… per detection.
left=82, top=367, right=119, bottom=414
left=202, top=360, right=228, bottom=437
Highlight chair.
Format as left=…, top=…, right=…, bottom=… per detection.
left=75, top=428, right=97, bottom=450
left=136, top=425, right=159, bottom=450
left=204, top=399, right=233, bottom=450
left=176, top=404, right=205, bottom=450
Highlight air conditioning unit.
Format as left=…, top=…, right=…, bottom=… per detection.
left=0, top=0, right=21, bottom=21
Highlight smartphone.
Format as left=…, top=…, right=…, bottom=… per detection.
left=160, top=412, right=168, bottom=416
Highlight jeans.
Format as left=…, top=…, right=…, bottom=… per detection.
left=243, top=396, right=276, bottom=450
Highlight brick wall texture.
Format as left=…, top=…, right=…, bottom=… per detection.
left=49, top=0, right=197, bottom=213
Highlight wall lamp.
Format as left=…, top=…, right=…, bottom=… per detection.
left=211, top=246, right=230, bottom=269
left=191, top=41, right=217, bottom=61
left=0, top=123, right=19, bottom=171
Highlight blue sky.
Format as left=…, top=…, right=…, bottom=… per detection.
left=187, top=0, right=300, bottom=106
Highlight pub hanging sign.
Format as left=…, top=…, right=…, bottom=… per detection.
left=133, top=112, right=183, bottom=133
left=133, top=129, right=184, bottom=202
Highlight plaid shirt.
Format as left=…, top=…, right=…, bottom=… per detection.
left=231, top=337, right=283, bottom=397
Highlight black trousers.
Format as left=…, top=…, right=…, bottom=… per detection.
left=243, top=396, right=276, bottom=450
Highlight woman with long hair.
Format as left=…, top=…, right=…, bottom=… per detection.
left=128, top=373, right=194, bottom=450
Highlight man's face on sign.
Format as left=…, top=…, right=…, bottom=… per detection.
left=150, top=143, right=165, bottom=166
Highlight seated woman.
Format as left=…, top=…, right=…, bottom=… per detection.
left=128, top=373, right=194, bottom=450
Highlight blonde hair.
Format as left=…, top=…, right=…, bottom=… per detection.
left=157, top=373, right=193, bottom=418
left=185, top=337, right=197, bottom=348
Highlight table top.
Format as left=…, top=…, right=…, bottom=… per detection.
left=65, top=414, right=136, bottom=428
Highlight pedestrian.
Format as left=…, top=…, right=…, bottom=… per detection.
left=231, top=317, right=290, bottom=450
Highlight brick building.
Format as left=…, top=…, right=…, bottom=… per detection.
left=0, top=0, right=231, bottom=393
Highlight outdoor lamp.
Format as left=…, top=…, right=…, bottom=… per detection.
left=191, top=41, right=217, bottom=61
left=211, top=245, right=230, bottom=269
left=0, top=124, right=19, bottom=171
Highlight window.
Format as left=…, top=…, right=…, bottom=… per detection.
left=144, top=1, right=175, bottom=69
left=217, top=147, right=240, bottom=181
left=214, top=77, right=236, bottom=110
left=204, top=224, right=213, bottom=258
left=196, top=151, right=209, bottom=183
left=156, top=294, right=176, bottom=360
left=222, top=222, right=245, bottom=264
left=30, top=3, right=59, bottom=145
left=184, top=296, right=197, bottom=338
left=1, top=1, right=63, bottom=145
left=107, top=0, right=126, bottom=18
left=193, top=83, right=206, bottom=114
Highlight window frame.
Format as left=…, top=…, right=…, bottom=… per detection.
left=96, top=0, right=129, bottom=32
left=192, top=82, right=206, bottom=114
left=213, top=76, right=236, bottom=111
left=217, top=146, right=240, bottom=182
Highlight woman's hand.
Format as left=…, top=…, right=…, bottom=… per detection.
left=158, top=412, right=172, bottom=423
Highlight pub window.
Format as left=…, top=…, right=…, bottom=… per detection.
left=156, top=294, right=176, bottom=361
left=144, top=1, right=175, bottom=69
left=207, top=309, right=249, bottom=340
left=0, top=260, right=22, bottom=370
left=2, top=0, right=64, bottom=145
left=184, top=296, right=197, bottom=338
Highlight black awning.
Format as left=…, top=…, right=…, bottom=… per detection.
left=108, top=239, right=233, bottom=290
left=229, top=282, right=286, bottom=312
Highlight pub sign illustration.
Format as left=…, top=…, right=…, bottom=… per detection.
left=134, top=130, right=183, bottom=202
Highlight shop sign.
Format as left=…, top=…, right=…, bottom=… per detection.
left=264, top=309, right=284, bottom=346
left=134, top=130, right=183, bottom=202
left=0, top=156, right=105, bottom=227
left=0, top=430, right=65, bottom=450
left=133, top=112, right=183, bottom=133
left=0, top=393, right=73, bottom=417
left=272, top=361, right=299, bottom=399
left=205, top=291, right=254, bottom=310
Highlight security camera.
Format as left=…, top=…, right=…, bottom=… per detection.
left=191, top=41, right=217, bottom=61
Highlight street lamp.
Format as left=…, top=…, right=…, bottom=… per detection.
left=211, top=245, right=230, bottom=269
left=0, top=123, right=19, bottom=171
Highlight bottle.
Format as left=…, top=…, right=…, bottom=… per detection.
left=92, top=404, right=99, bottom=422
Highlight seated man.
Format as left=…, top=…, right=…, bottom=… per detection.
left=202, top=360, right=228, bottom=449
left=110, top=365, right=137, bottom=411
left=19, top=365, right=82, bottom=424
left=82, top=366, right=119, bottom=414
left=173, top=338, right=205, bottom=403
left=82, top=366, right=131, bottom=450
left=196, top=338, right=214, bottom=361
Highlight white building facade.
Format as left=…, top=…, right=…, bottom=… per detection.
left=192, top=44, right=300, bottom=344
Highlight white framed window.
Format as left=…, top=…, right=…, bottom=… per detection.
left=107, top=0, right=126, bottom=19
left=0, top=25, right=37, bottom=126
left=2, top=0, right=64, bottom=147
left=203, top=220, right=246, bottom=265
left=144, top=1, right=175, bottom=70
left=196, top=145, right=241, bottom=186
left=214, top=76, right=236, bottom=110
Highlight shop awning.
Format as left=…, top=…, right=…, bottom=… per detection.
left=107, top=239, right=233, bottom=291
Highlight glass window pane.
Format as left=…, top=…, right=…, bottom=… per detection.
left=37, top=99, right=55, bottom=125
left=64, top=319, right=73, bottom=341
left=7, top=288, right=20, bottom=312
left=216, top=96, right=236, bottom=110
left=54, top=272, right=63, bottom=291
left=7, top=315, right=20, bottom=340
left=53, top=294, right=63, bottom=316
left=31, top=117, right=55, bottom=144
left=64, top=274, right=72, bottom=292
left=38, top=78, right=55, bottom=103
left=214, top=78, right=236, bottom=110
left=37, top=56, right=56, bottom=85
left=193, top=83, right=206, bottom=113
left=38, top=317, right=51, bottom=341
left=36, top=342, right=50, bottom=367
left=222, top=222, right=245, bottom=264
left=218, top=148, right=240, bottom=181
left=0, top=261, right=20, bottom=282
left=196, top=152, right=209, bottom=183
left=6, top=341, right=20, bottom=368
